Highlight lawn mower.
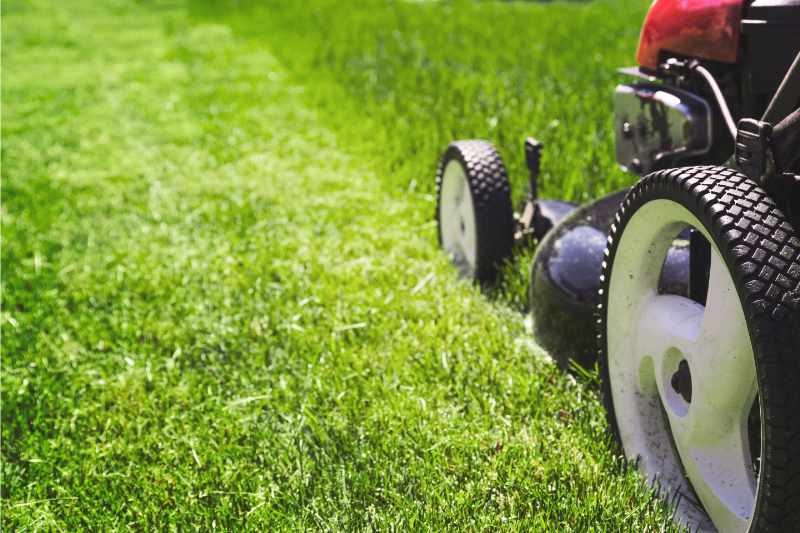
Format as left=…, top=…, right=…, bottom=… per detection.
left=433, top=0, right=800, bottom=530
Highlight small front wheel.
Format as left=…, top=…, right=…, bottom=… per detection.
left=435, top=140, right=514, bottom=284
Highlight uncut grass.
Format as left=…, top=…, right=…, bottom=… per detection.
left=191, top=0, right=648, bottom=303
left=192, top=0, right=645, bottom=204
left=4, top=0, right=680, bottom=530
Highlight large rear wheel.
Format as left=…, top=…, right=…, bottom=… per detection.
left=598, top=166, right=800, bottom=532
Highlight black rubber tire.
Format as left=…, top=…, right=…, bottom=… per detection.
left=597, top=166, right=800, bottom=532
left=435, top=140, right=514, bottom=285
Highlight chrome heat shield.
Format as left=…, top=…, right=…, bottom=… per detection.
left=614, top=83, right=712, bottom=175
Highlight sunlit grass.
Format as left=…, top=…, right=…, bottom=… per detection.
left=3, top=0, right=682, bottom=529
left=192, top=0, right=644, bottom=204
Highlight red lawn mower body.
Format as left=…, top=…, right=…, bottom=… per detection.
left=637, top=0, right=744, bottom=71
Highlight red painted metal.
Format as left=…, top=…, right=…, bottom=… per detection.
left=637, top=0, right=744, bottom=71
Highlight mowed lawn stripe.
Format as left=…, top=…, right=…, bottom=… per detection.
left=3, top=1, right=678, bottom=530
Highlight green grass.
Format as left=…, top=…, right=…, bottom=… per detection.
left=3, top=0, right=681, bottom=530
left=192, top=0, right=643, bottom=202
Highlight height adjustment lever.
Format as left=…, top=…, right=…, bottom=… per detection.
left=524, top=137, right=543, bottom=200
left=515, top=138, right=544, bottom=242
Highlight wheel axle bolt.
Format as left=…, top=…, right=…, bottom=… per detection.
left=622, top=121, right=633, bottom=138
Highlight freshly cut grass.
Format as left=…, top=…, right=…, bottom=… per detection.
left=4, top=0, right=680, bottom=530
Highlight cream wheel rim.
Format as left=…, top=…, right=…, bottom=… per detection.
left=440, top=160, right=478, bottom=278
left=607, top=198, right=759, bottom=532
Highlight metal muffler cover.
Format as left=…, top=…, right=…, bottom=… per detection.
left=614, top=83, right=712, bottom=175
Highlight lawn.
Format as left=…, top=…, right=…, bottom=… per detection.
left=3, top=0, right=682, bottom=529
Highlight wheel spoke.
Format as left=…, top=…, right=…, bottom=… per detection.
left=667, top=412, right=755, bottom=531
left=690, top=250, right=757, bottom=443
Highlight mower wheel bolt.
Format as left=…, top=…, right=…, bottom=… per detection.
left=622, top=121, right=633, bottom=138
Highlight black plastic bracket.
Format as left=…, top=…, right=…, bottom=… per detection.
left=735, top=118, right=774, bottom=182
left=689, top=229, right=711, bottom=305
